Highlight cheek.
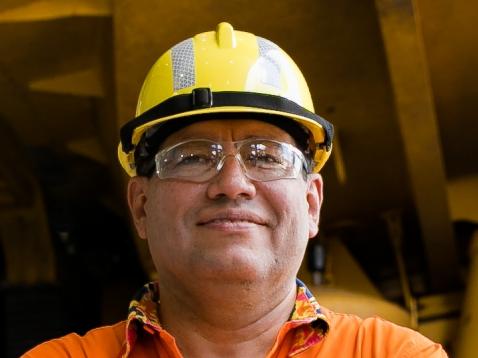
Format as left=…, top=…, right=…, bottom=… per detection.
left=143, top=182, right=205, bottom=241
left=143, top=183, right=202, bottom=273
left=261, top=183, right=310, bottom=277
left=263, top=182, right=310, bottom=239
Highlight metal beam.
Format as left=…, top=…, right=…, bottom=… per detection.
left=374, top=0, right=459, bottom=290
left=29, top=68, right=104, bottom=97
left=67, top=137, right=108, bottom=164
left=0, top=0, right=111, bottom=23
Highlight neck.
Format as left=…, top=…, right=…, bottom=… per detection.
left=158, top=277, right=297, bottom=358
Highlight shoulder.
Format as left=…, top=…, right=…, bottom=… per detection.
left=317, top=306, right=448, bottom=357
left=21, top=321, right=127, bottom=358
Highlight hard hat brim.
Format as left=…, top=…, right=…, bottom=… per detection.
left=119, top=91, right=333, bottom=177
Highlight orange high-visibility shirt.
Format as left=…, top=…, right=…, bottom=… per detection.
left=23, top=280, right=447, bottom=357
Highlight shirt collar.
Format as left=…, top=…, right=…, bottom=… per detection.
left=288, top=279, right=329, bottom=355
left=122, top=279, right=329, bottom=357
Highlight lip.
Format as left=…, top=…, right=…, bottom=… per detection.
left=197, top=209, right=268, bottom=230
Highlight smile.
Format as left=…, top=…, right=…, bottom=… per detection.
left=197, top=210, right=268, bottom=228
left=206, top=219, right=258, bottom=224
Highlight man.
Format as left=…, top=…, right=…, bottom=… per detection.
left=24, top=22, right=447, bottom=357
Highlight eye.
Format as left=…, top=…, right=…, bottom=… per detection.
left=176, top=153, right=213, bottom=166
left=245, top=151, right=285, bottom=169
left=255, top=153, right=283, bottom=164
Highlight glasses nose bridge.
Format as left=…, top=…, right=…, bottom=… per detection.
left=215, top=150, right=246, bottom=174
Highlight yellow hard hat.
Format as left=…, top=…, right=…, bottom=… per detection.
left=118, top=22, right=333, bottom=177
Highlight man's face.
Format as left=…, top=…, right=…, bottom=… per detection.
left=128, top=119, right=323, bottom=291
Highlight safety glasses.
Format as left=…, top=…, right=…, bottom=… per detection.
left=154, top=138, right=309, bottom=182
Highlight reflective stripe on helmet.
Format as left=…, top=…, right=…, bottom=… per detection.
left=171, top=38, right=195, bottom=91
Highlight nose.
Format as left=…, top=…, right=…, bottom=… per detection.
left=206, top=155, right=256, bottom=201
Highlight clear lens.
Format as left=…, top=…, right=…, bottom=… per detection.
left=156, top=140, right=221, bottom=180
left=155, top=139, right=306, bottom=182
left=240, top=141, right=301, bottom=180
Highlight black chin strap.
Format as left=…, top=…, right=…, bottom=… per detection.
left=120, top=89, right=334, bottom=153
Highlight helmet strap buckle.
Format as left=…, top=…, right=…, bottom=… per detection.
left=192, top=88, right=213, bottom=109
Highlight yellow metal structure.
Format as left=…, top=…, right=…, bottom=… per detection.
left=374, top=0, right=459, bottom=290
left=455, top=230, right=478, bottom=357
left=300, top=239, right=411, bottom=327
left=118, top=22, right=332, bottom=176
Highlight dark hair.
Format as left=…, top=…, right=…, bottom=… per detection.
left=134, top=113, right=314, bottom=177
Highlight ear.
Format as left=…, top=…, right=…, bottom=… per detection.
left=127, top=177, right=149, bottom=239
left=306, top=173, right=324, bottom=238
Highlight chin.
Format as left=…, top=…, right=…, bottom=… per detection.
left=194, top=254, right=269, bottom=283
